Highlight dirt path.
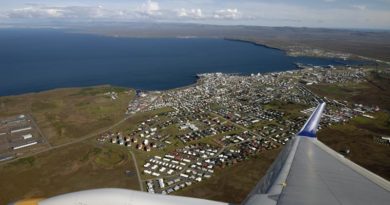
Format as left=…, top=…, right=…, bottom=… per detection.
left=129, top=150, right=144, bottom=191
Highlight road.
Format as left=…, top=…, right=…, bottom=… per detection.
left=0, top=115, right=132, bottom=166
left=129, top=150, right=144, bottom=191
left=0, top=96, right=169, bottom=192
left=28, top=113, right=52, bottom=148
left=0, top=113, right=148, bottom=191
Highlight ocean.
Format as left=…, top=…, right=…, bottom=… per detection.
left=0, top=28, right=362, bottom=96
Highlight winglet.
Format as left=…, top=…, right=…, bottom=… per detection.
left=298, top=102, right=326, bottom=138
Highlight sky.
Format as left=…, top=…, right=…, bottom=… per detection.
left=1, top=0, right=390, bottom=29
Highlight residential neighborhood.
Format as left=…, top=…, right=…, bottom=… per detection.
left=101, top=65, right=382, bottom=194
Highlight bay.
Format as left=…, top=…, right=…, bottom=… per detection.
left=0, top=29, right=362, bottom=96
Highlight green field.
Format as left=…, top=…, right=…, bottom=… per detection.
left=0, top=85, right=140, bottom=204
left=318, top=112, right=390, bottom=180
left=0, top=85, right=134, bottom=145
left=308, top=70, right=390, bottom=110
left=307, top=70, right=390, bottom=181
left=0, top=142, right=139, bottom=205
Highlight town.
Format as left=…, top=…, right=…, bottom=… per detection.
left=1, top=64, right=381, bottom=195
left=101, top=64, right=381, bottom=195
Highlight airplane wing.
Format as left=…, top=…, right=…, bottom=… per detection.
left=16, top=189, right=229, bottom=205
left=10, top=103, right=390, bottom=205
left=242, top=102, right=390, bottom=205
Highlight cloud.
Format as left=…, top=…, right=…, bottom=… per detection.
left=0, top=13, right=8, bottom=19
left=175, top=8, right=242, bottom=20
left=3, top=2, right=245, bottom=22
left=138, top=0, right=160, bottom=15
left=213, top=9, right=240, bottom=19
left=177, top=8, right=203, bottom=19
left=229, top=2, right=390, bottom=28
left=1, top=1, right=389, bottom=29
left=352, top=5, right=367, bottom=10
left=8, top=7, right=64, bottom=18
left=6, top=5, right=128, bottom=19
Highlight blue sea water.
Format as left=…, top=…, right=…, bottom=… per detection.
left=0, top=29, right=363, bottom=96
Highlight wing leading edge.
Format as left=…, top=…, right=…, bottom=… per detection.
left=242, top=102, right=390, bottom=205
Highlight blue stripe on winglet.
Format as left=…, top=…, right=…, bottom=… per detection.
left=298, top=102, right=326, bottom=138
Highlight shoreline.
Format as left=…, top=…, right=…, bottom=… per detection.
left=223, top=38, right=283, bottom=51
left=0, top=29, right=373, bottom=98
left=0, top=62, right=366, bottom=98
left=0, top=84, right=122, bottom=98
left=222, top=37, right=379, bottom=64
left=0, top=80, right=200, bottom=98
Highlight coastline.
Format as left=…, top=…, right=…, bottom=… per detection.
left=223, top=38, right=283, bottom=51
left=0, top=84, right=128, bottom=98
left=222, top=38, right=374, bottom=63
left=0, top=61, right=366, bottom=98
left=166, top=79, right=200, bottom=92
left=0, top=29, right=373, bottom=97
left=0, top=77, right=199, bottom=98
